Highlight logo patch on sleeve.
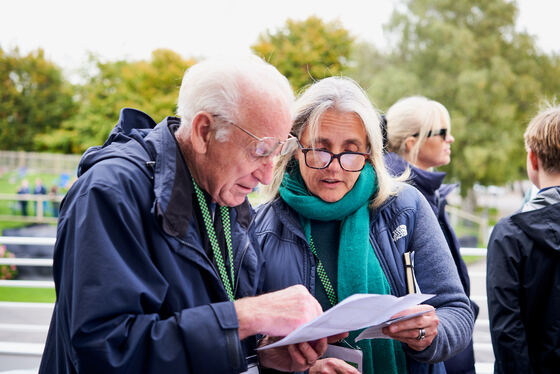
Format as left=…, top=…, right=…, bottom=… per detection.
left=392, top=225, right=408, bottom=242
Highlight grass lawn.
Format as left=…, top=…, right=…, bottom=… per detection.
left=462, top=255, right=485, bottom=265
left=0, top=286, right=56, bottom=303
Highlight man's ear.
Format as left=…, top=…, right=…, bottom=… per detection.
left=405, top=136, right=417, bottom=153
left=190, top=113, right=213, bottom=154
left=528, top=148, right=539, bottom=171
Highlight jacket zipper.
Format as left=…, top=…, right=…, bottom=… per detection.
left=234, top=237, right=251, bottom=297
left=369, top=236, right=399, bottom=295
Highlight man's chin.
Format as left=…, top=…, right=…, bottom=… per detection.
left=220, top=193, right=248, bottom=207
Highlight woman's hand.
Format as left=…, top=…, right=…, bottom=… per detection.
left=381, top=304, right=438, bottom=351
left=310, top=358, right=360, bottom=374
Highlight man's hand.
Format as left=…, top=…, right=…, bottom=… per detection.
left=258, top=336, right=328, bottom=372
left=381, top=304, right=438, bottom=351
left=235, top=284, right=322, bottom=339
left=258, top=332, right=349, bottom=372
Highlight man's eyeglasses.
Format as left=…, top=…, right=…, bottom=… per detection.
left=297, top=141, right=369, bottom=172
left=213, top=115, right=297, bottom=157
left=412, top=128, right=448, bottom=139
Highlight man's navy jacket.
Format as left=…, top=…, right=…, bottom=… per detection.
left=39, top=108, right=263, bottom=373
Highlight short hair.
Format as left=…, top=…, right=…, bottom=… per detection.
left=386, top=96, right=450, bottom=164
left=524, top=105, right=560, bottom=174
left=264, top=76, right=399, bottom=208
left=176, top=55, right=294, bottom=141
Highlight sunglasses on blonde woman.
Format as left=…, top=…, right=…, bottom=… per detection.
left=412, top=128, right=448, bottom=139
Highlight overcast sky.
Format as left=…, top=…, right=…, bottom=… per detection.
left=1, top=0, right=558, bottom=78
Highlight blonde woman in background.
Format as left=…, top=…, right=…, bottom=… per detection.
left=385, top=96, right=477, bottom=374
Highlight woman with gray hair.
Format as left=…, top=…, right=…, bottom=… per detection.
left=384, top=96, right=477, bottom=374
left=255, top=78, right=473, bottom=374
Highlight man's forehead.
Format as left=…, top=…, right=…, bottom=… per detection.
left=239, top=98, right=291, bottom=137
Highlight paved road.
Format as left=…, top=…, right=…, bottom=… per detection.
left=0, top=302, right=51, bottom=372
left=1, top=259, right=494, bottom=373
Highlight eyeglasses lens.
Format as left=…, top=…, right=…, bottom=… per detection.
left=249, top=136, right=298, bottom=158
left=430, top=128, right=447, bottom=138
left=280, top=137, right=298, bottom=156
left=306, top=150, right=331, bottom=168
left=250, top=139, right=276, bottom=157
left=340, top=154, right=366, bottom=171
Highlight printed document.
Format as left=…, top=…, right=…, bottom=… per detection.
left=258, top=293, right=434, bottom=350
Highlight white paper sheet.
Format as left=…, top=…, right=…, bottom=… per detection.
left=258, top=293, right=434, bottom=350
left=354, top=309, right=432, bottom=341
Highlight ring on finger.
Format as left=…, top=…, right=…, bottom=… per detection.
left=416, top=328, right=426, bottom=341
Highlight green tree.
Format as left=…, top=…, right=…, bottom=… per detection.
left=39, top=49, right=196, bottom=153
left=351, top=0, right=560, bottom=194
left=0, top=47, right=77, bottom=151
left=252, top=16, right=354, bottom=91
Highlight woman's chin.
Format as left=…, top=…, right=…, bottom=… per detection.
left=315, top=190, right=346, bottom=203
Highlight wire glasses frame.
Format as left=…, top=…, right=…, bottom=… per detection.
left=213, top=115, right=297, bottom=157
left=297, top=140, right=369, bottom=172
left=412, top=128, right=448, bottom=139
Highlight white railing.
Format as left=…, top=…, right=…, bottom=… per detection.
left=0, top=236, right=55, bottom=289
left=460, top=247, right=487, bottom=256
left=0, top=237, right=56, bottom=246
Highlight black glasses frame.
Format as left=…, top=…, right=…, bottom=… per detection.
left=297, top=141, right=369, bottom=172
left=412, top=128, right=448, bottom=139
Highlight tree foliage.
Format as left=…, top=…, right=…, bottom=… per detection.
left=348, top=0, right=560, bottom=192
left=0, top=48, right=77, bottom=151
left=38, top=49, right=196, bottom=153
left=252, top=16, right=354, bottom=92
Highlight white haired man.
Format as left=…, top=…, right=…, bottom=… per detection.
left=39, top=56, right=336, bottom=373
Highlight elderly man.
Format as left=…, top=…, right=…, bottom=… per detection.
left=39, top=56, right=329, bottom=373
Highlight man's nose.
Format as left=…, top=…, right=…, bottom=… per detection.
left=253, top=157, right=275, bottom=185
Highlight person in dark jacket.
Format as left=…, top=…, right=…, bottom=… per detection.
left=384, top=96, right=478, bottom=374
left=487, top=105, right=560, bottom=374
left=255, top=77, right=474, bottom=374
left=33, top=178, right=48, bottom=216
left=39, top=56, right=335, bottom=374
left=17, top=179, right=30, bottom=216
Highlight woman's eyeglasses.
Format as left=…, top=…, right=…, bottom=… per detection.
left=297, top=141, right=369, bottom=172
left=412, top=128, right=448, bottom=139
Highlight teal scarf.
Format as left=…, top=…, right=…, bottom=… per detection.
left=279, top=162, right=407, bottom=374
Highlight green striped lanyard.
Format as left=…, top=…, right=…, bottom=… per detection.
left=192, top=177, right=235, bottom=301
left=308, top=235, right=337, bottom=307
left=310, top=235, right=358, bottom=351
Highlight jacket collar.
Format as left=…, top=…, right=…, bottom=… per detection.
left=271, top=197, right=308, bottom=242
left=384, top=152, right=456, bottom=200
left=146, top=117, right=252, bottom=238
left=521, top=186, right=560, bottom=212
left=512, top=187, right=560, bottom=250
